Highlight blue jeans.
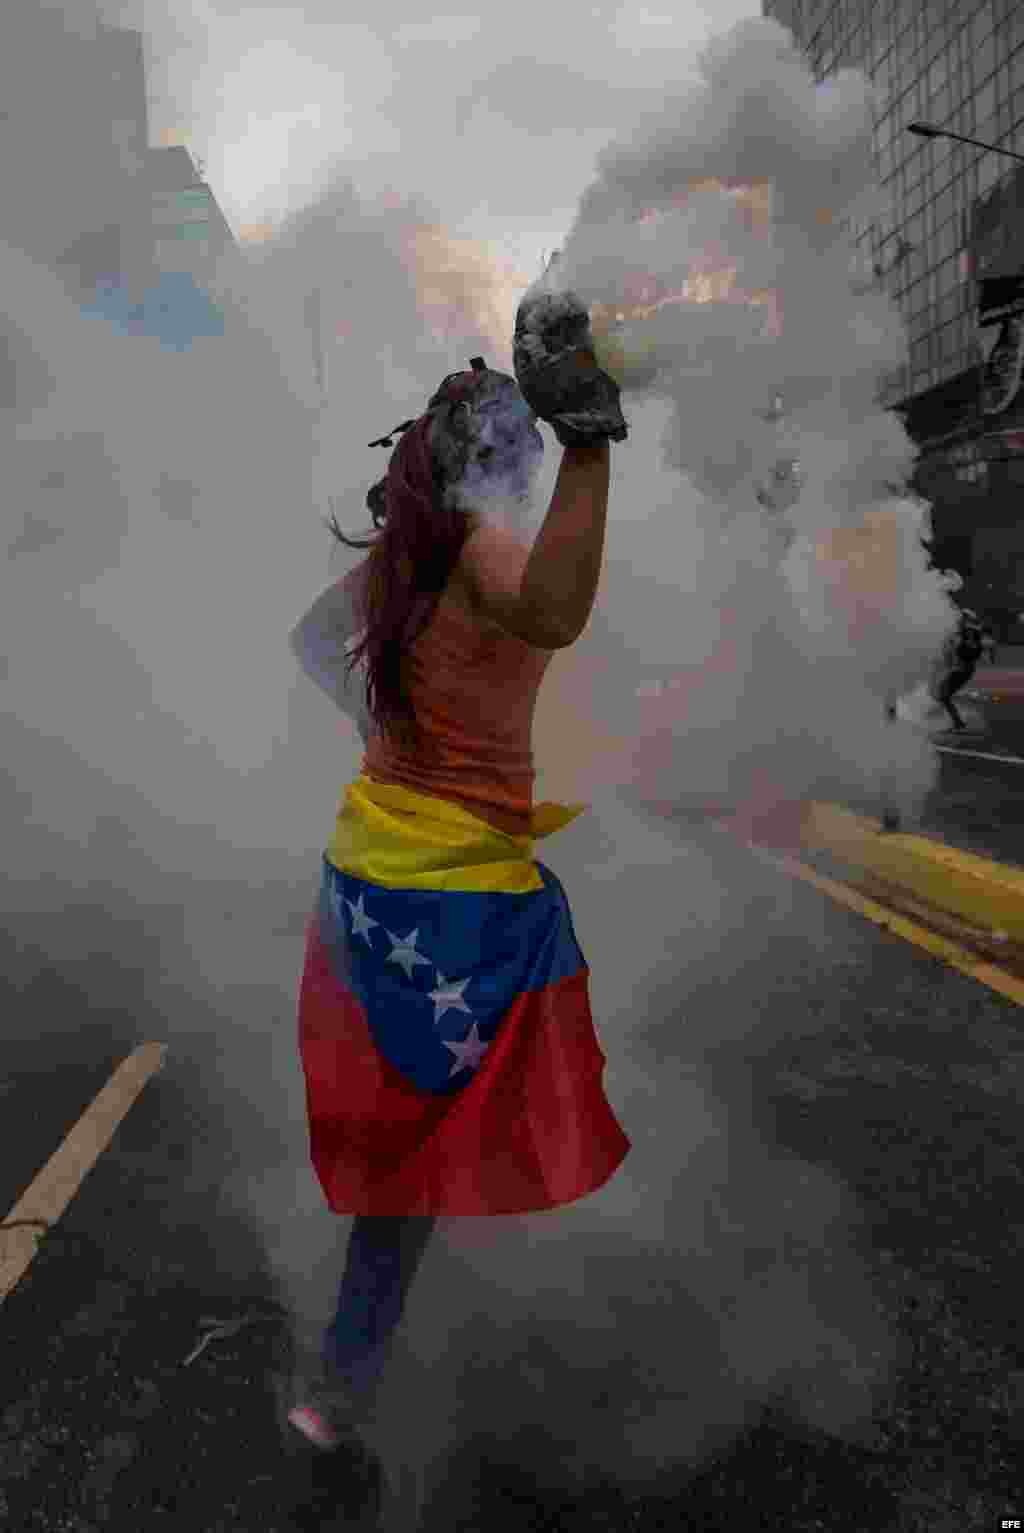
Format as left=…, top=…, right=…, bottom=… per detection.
left=321, top=1215, right=436, bottom=1401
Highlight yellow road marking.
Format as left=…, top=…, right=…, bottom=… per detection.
left=748, top=841, right=1024, bottom=1008
left=802, top=801, right=1024, bottom=946
left=0, top=1042, right=167, bottom=1303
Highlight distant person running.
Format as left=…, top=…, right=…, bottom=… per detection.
left=286, top=273, right=631, bottom=1465
left=931, top=606, right=985, bottom=732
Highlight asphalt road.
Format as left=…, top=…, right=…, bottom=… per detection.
left=1, top=805, right=1022, bottom=1532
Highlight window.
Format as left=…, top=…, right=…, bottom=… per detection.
left=1010, top=8, right=1024, bottom=52
left=995, top=61, right=1013, bottom=107
left=931, top=82, right=953, bottom=122
left=904, top=38, right=925, bottom=81
left=979, top=154, right=1002, bottom=197
left=920, top=190, right=938, bottom=239
left=970, top=3, right=995, bottom=48
left=931, top=134, right=954, bottom=175
left=904, top=12, right=923, bottom=54
left=935, top=219, right=958, bottom=263
left=976, top=79, right=996, bottom=128
left=974, top=32, right=996, bottom=83
left=938, top=289, right=960, bottom=327
left=906, top=177, right=927, bottom=216
left=903, top=76, right=923, bottom=117
left=1011, top=47, right=1024, bottom=94
left=934, top=182, right=956, bottom=226
left=995, top=100, right=1015, bottom=140
left=925, top=55, right=950, bottom=98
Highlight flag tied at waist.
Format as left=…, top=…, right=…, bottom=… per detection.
left=297, top=775, right=630, bottom=1215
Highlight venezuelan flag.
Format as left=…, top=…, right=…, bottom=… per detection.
left=297, top=775, right=631, bottom=1216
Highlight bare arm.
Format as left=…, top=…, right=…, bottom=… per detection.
left=521, top=442, right=610, bottom=647
left=460, top=442, right=612, bottom=649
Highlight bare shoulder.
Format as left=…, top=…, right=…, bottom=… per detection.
left=461, top=512, right=530, bottom=550
left=453, top=518, right=532, bottom=614
left=454, top=517, right=568, bottom=649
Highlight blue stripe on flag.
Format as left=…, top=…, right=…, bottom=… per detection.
left=316, top=856, right=587, bottom=1094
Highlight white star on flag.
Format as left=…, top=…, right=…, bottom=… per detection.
left=345, top=892, right=379, bottom=946
left=384, top=927, right=432, bottom=980
left=443, top=1022, right=490, bottom=1079
left=428, top=972, right=472, bottom=1025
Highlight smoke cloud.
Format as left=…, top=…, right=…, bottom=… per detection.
left=2, top=2, right=951, bottom=1519
left=531, top=16, right=959, bottom=824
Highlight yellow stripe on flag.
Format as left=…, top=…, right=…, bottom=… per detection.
left=326, top=776, right=586, bottom=893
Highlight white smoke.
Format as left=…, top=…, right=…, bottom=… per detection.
left=2, top=4, right=943, bottom=1523
left=531, top=15, right=959, bottom=822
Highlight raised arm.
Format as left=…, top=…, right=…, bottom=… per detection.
left=459, top=442, right=611, bottom=648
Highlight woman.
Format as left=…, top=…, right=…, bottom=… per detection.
left=285, top=290, right=631, bottom=1460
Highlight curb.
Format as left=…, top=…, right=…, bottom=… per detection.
left=626, top=789, right=1024, bottom=973
left=799, top=801, right=1024, bottom=966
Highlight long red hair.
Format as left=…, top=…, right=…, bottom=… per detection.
left=328, top=369, right=490, bottom=751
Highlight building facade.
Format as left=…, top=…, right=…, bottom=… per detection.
left=762, top=0, right=1024, bottom=637
left=1, top=11, right=235, bottom=318
left=148, top=143, right=237, bottom=280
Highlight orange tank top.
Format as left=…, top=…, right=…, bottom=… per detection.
left=361, top=585, right=554, bottom=838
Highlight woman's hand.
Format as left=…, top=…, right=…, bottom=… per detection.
left=513, top=269, right=628, bottom=448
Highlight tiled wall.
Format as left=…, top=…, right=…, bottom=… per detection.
left=765, top=2, right=1024, bottom=406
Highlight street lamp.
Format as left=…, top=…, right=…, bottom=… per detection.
left=907, top=119, right=1024, bottom=338
left=907, top=123, right=1024, bottom=163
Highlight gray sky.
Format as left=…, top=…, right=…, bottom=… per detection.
left=110, top=0, right=762, bottom=270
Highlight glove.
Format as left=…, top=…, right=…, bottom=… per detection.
left=513, top=274, right=628, bottom=448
